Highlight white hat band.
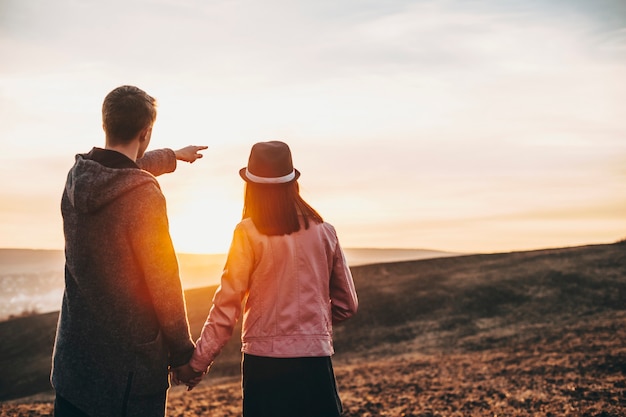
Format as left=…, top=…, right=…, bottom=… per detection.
left=245, top=168, right=296, bottom=184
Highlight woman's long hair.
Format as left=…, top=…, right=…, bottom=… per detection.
left=242, top=181, right=323, bottom=236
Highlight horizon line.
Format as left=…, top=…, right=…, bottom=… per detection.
left=0, top=241, right=622, bottom=256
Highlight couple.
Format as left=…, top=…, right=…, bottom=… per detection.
left=51, top=85, right=358, bottom=417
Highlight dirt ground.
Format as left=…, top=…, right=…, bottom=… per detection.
left=2, top=311, right=624, bottom=417
left=2, top=243, right=625, bottom=416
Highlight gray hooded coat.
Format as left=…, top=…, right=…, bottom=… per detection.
left=51, top=148, right=195, bottom=417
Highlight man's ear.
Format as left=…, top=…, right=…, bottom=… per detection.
left=139, top=126, right=152, bottom=142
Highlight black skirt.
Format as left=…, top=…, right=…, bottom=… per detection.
left=242, top=354, right=343, bottom=417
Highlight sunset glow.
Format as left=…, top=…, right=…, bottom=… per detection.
left=1, top=0, right=624, bottom=254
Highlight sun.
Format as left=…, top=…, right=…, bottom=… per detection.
left=168, top=194, right=242, bottom=255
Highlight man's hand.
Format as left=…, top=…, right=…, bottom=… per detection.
left=175, top=145, right=208, bottom=163
left=171, top=363, right=204, bottom=391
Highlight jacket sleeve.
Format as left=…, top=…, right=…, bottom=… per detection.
left=136, top=148, right=177, bottom=177
left=329, top=238, right=358, bottom=324
left=130, top=183, right=195, bottom=367
left=189, top=223, right=253, bottom=372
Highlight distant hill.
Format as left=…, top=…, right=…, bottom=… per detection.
left=0, top=248, right=458, bottom=319
left=342, top=247, right=460, bottom=266
left=1, top=242, right=624, bottom=401
left=177, top=247, right=459, bottom=289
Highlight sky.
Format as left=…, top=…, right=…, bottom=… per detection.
left=0, top=0, right=625, bottom=255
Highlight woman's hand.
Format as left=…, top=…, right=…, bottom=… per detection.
left=171, top=363, right=204, bottom=390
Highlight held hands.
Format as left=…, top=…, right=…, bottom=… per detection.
left=171, top=363, right=204, bottom=391
left=175, top=145, right=208, bottom=163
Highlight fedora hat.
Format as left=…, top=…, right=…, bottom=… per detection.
left=239, top=141, right=301, bottom=184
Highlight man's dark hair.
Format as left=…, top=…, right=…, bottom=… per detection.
left=102, top=85, right=157, bottom=144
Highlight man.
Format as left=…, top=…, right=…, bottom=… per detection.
left=51, top=85, right=205, bottom=416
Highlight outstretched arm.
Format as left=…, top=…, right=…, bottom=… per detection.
left=175, top=145, right=208, bottom=163
left=137, top=146, right=207, bottom=176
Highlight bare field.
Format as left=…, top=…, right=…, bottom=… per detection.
left=1, top=242, right=625, bottom=416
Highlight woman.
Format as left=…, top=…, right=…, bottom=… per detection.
left=181, top=141, right=358, bottom=417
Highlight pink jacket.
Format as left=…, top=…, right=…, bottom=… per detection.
left=189, top=218, right=358, bottom=372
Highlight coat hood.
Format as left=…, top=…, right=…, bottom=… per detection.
left=64, top=153, right=158, bottom=213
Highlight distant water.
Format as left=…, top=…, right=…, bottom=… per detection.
left=0, top=248, right=457, bottom=320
